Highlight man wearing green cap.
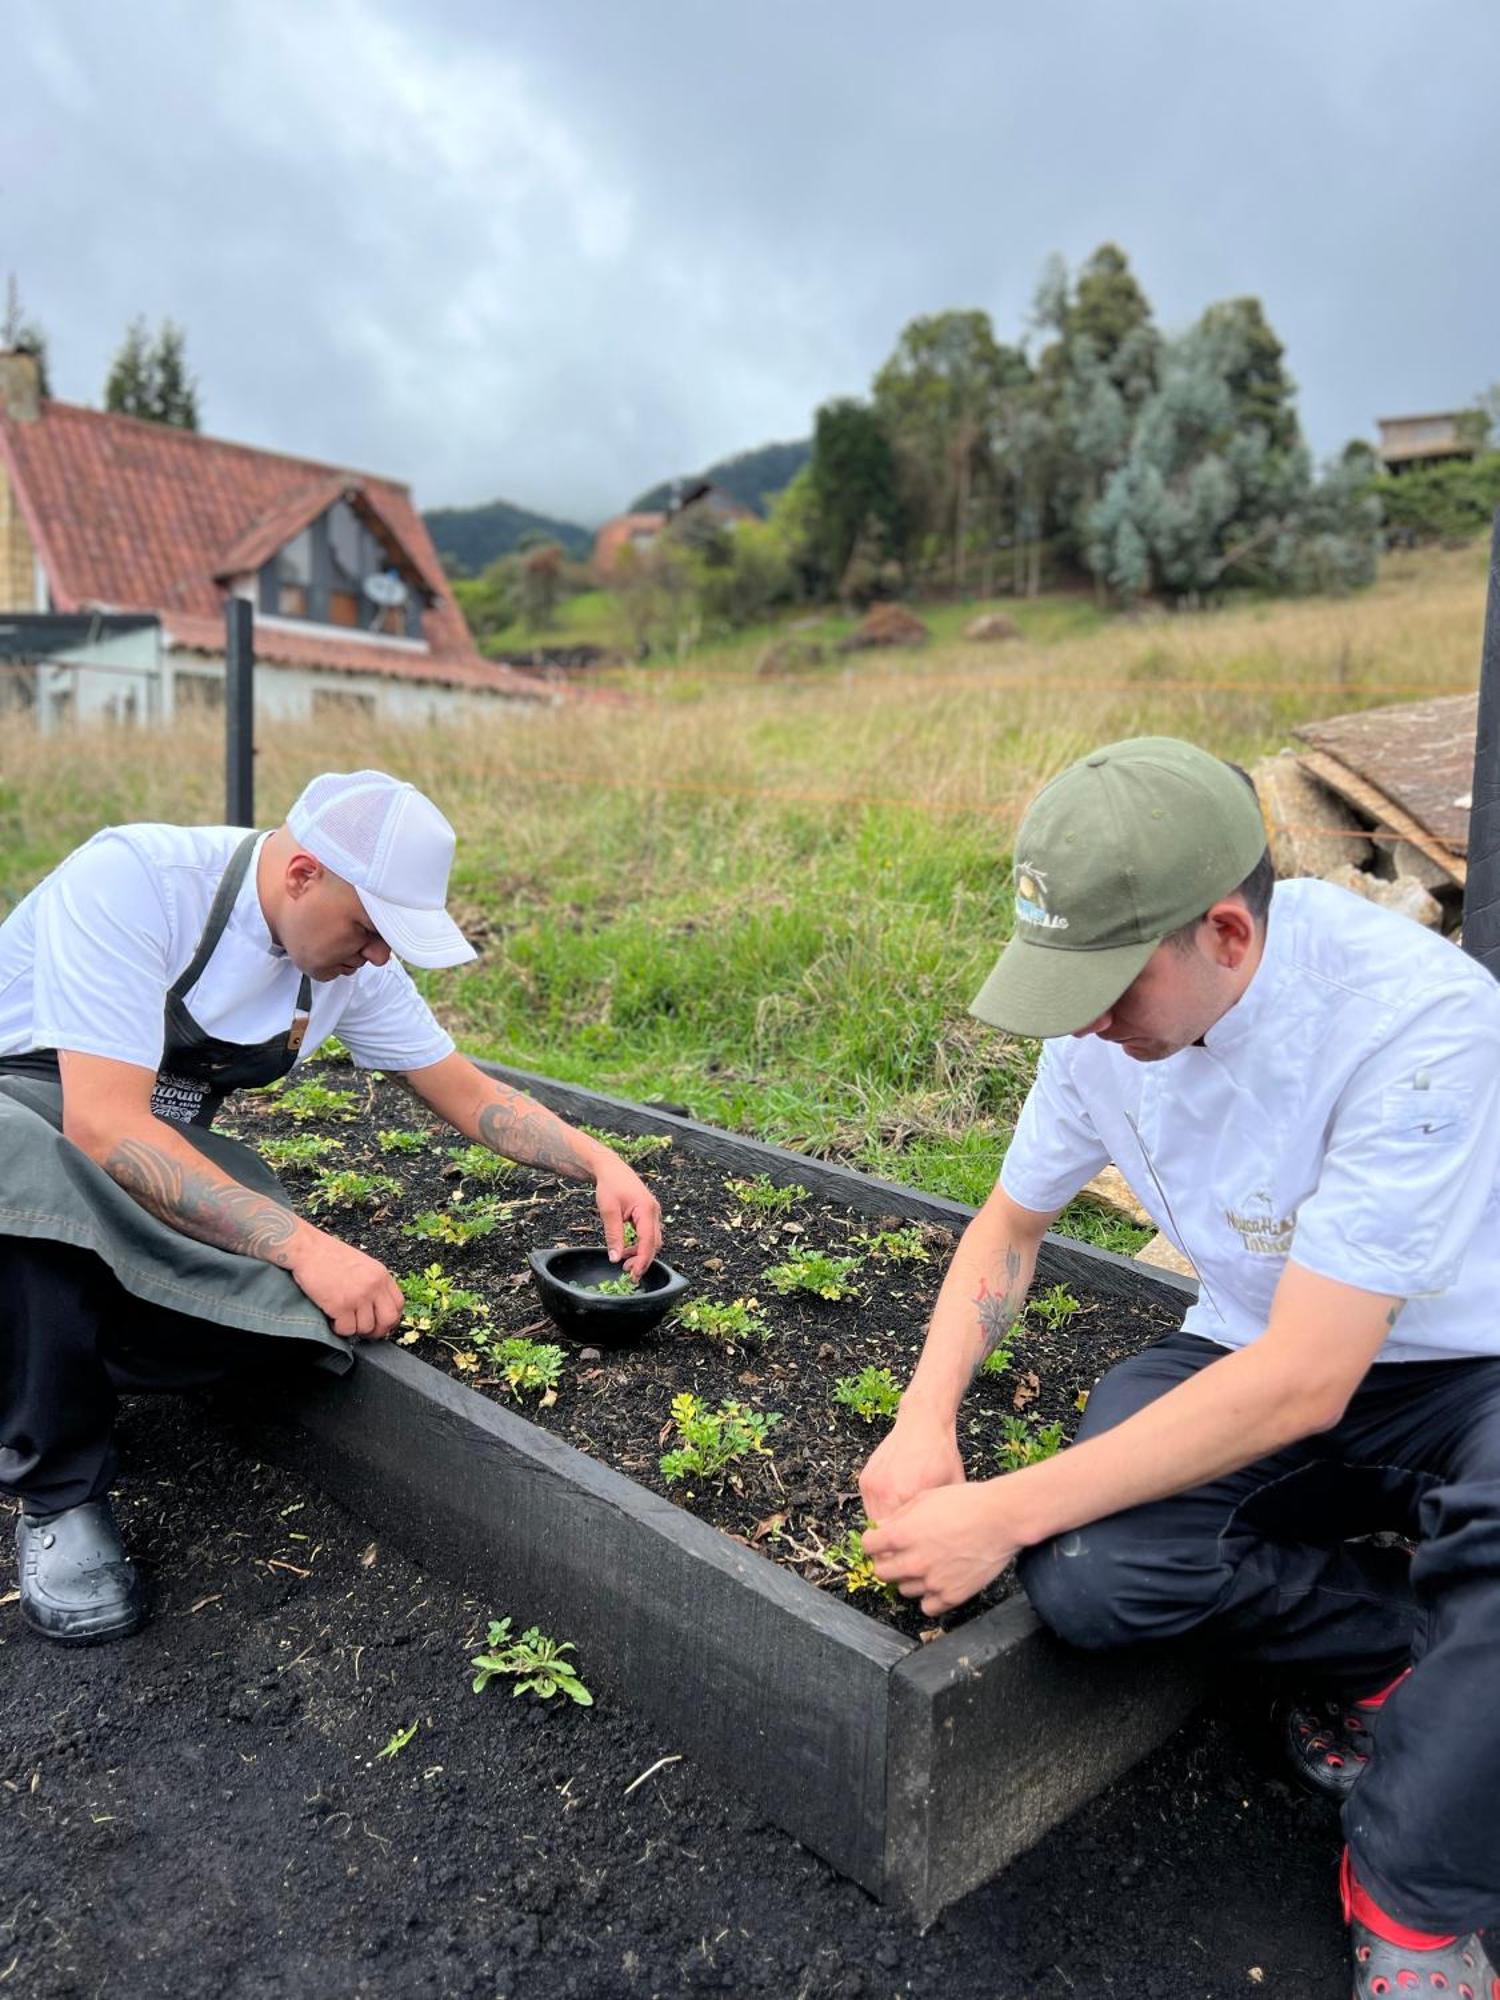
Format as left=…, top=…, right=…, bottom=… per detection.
left=861, top=737, right=1500, bottom=1996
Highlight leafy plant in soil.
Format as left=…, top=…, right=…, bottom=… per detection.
left=979, top=1338, right=1017, bottom=1379
left=858, top=1225, right=931, bottom=1263
left=659, top=1393, right=781, bottom=1486
left=833, top=1365, right=903, bottom=1424
left=824, top=1526, right=899, bottom=1601
left=397, top=1264, right=490, bottom=1338
left=257, top=1132, right=343, bottom=1171
left=674, top=1296, right=769, bottom=1346
left=274, top=1080, right=359, bottom=1123
left=304, top=1167, right=401, bottom=1213
left=994, top=1414, right=1066, bottom=1469
left=403, top=1197, right=508, bottom=1244
left=377, top=1127, right=429, bottom=1156
left=376, top=1721, right=419, bottom=1759
left=470, top=1617, right=594, bottom=1704
left=473, top=1332, right=565, bottom=1397
left=444, top=1143, right=514, bottom=1185
left=726, top=1173, right=807, bottom=1216
left=1028, top=1283, right=1083, bottom=1331
left=764, top=1247, right=864, bottom=1300
left=581, top=1126, right=674, bottom=1165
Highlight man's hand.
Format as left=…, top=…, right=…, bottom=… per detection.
left=863, top=1482, right=1019, bottom=1617
left=288, top=1230, right=404, bottom=1340
left=858, top=1404, right=966, bottom=1521
left=593, top=1155, right=663, bottom=1277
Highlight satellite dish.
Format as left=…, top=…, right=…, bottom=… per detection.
left=363, top=571, right=408, bottom=608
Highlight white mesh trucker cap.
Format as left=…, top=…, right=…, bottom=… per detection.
left=286, top=770, right=477, bottom=969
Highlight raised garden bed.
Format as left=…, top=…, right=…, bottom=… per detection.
left=226, top=1055, right=1203, bottom=1924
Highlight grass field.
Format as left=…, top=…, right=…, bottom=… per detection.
left=0, top=543, right=1486, bottom=1253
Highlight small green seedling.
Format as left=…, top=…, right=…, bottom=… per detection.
left=833, top=1365, right=903, bottom=1424
left=659, top=1393, right=781, bottom=1485
left=979, top=1338, right=1017, bottom=1379
left=824, top=1525, right=899, bottom=1601
left=445, top=1143, right=513, bottom=1185
left=257, top=1132, right=343, bottom=1171
left=475, top=1333, right=564, bottom=1396
left=726, top=1173, right=806, bottom=1216
left=377, top=1127, right=428, bottom=1156
left=471, top=1617, right=593, bottom=1704
left=305, top=1167, right=400, bottom=1213
left=403, top=1196, right=509, bottom=1245
left=582, top=1127, right=673, bottom=1165
left=274, top=1080, right=359, bottom=1123
left=674, top=1296, right=769, bottom=1345
left=994, top=1414, right=1066, bottom=1470
left=398, top=1264, right=490, bottom=1336
left=586, top=1274, right=638, bottom=1296
left=859, top=1225, right=931, bottom=1264
left=376, top=1721, right=418, bottom=1759
left=764, top=1248, right=863, bottom=1301
left=1029, top=1283, right=1082, bottom=1331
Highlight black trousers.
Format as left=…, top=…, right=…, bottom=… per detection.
left=0, top=1234, right=283, bottom=1514
left=1016, top=1329, right=1500, bottom=1935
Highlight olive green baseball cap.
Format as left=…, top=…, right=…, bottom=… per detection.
left=970, top=736, right=1269, bottom=1039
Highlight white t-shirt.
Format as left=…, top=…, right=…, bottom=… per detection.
left=999, top=877, right=1500, bottom=1364
left=0, top=823, right=455, bottom=1081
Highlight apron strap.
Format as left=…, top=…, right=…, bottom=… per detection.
left=169, top=832, right=313, bottom=1018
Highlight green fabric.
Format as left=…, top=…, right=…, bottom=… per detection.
left=970, top=736, right=1269, bottom=1038
left=0, top=1076, right=351, bottom=1371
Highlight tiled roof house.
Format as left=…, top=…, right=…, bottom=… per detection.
left=0, top=349, right=546, bottom=723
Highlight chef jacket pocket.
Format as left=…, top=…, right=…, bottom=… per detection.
left=1379, top=1084, right=1467, bottom=1143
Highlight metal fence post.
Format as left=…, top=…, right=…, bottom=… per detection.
left=226, top=598, right=255, bottom=827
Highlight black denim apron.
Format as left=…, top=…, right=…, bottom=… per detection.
left=0, top=832, right=348, bottom=1363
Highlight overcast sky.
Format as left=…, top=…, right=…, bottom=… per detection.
left=7, top=2, right=1498, bottom=525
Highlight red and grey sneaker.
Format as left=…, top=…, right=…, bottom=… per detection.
left=1343, top=1849, right=1500, bottom=1999
left=1280, top=1668, right=1411, bottom=1801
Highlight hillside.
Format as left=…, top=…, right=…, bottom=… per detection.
left=423, top=497, right=593, bottom=574
left=629, top=437, right=810, bottom=517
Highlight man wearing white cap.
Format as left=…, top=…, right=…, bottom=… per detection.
left=0, top=771, right=662, bottom=1644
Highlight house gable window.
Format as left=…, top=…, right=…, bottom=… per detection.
left=259, top=501, right=425, bottom=640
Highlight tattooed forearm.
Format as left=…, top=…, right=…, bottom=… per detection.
left=972, top=1244, right=1025, bottom=1376
left=104, top=1139, right=300, bottom=1265
left=476, top=1087, right=592, bottom=1179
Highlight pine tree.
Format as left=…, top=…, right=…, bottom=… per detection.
left=104, top=316, right=200, bottom=429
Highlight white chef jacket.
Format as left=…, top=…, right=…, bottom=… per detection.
left=0, top=824, right=455, bottom=1079
left=999, top=877, right=1500, bottom=1364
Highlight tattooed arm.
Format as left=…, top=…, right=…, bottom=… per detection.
left=58, top=1050, right=404, bottom=1339
left=858, top=1182, right=1058, bottom=1520
left=402, top=1052, right=663, bottom=1275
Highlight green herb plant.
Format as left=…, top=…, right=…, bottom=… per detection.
left=979, top=1335, right=1017, bottom=1379
left=445, top=1143, right=514, bottom=1185
left=376, top=1720, right=418, bottom=1758
left=403, top=1196, right=509, bottom=1245
left=377, top=1127, right=428, bottom=1156
left=994, top=1414, right=1066, bottom=1470
left=582, top=1127, right=673, bottom=1165
left=471, top=1617, right=593, bottom=1704
left=764, top=1248, right=863, bottom=1300
left=273, top=1080, right=359, bottom=1123
left=305, top=1168, right=400, bottom=1213
left=1028, top=1283, right=1082, bottom=1331
left=859, top=1225, right=931, bottom=1263
left=257, top=1132, right=343, bottom=1171
left=314, top=1035, right=353, bottom=1064
left=587, top=1274, right=638, bottom=1296
left=659, top=1393, right=780, bottom=1486
left=674, top=1296, right=769, bottom=1345
left=398, top=1264, right=490, bottom=1336
left=726, top=1174, right=806, bottom=1216
left=833, top=1365, right=903, bottom=1424
left=474, top=1332, right=564, bottom=1396
left=823, top=1525, right=899, bottom=1601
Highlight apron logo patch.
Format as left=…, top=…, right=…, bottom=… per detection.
left=1224, top=1190, right=1297, bottom=1256
left=151, top=1072, right=210, bottom=1126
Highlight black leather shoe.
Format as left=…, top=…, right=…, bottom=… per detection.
left=15, top=1499, right=146, bottom=1644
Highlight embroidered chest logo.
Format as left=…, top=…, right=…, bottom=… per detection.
left=1224, top=1189, right=1297, bottom=1257
left=1015, top=861, right=1069, bottom=932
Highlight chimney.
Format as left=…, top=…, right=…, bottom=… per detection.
left=0, top=350, right=42, bottom=423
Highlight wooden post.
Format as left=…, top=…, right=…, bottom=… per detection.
left=225, top=598, right=255, bottom=827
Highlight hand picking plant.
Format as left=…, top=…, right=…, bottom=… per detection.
left=377, top=1127, right=428, bottom=1156
left=582, top=1126, right=673, bottom=1166
left=994, top=1414, right=1066, bottom=1470
left=397, top=1263, right=490, bottom=1336
left=274, top=1080, right=359, bottom=1123
left=1028, top=1283, right=1083, bottom=1331
left=659, top=1393, right=781, bottom=1486
left=859, top=1225, right=931, bottom=1264
left=445, top=1143, right=513, bottom=1185
left=833, top=1365, right=903, bottom=1424
left=726, top=1173, right=807, bottom=1217
left=470, top=1616, right=593, bottom=1704
left=823, top=1525, right=899, bottom=1601
left=305, top=1167, right=401, bottom=1213
left=763, top=1248, right=863, bottom=1301
left=403, top=1196, right=509, bottom=1245
left=474, top=1332, right=565, bottom=1397
left=674, top=1296, right=769, bottom=1345
left=257, top=1132, right=343, bottom=1171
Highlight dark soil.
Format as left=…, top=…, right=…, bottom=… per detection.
left=217, top=1062, right=1180, bottom=1639
left=0, top=1394, right=1350, bottom=1999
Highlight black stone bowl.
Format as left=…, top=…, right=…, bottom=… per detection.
left=528, top=1246, right=690, bottom=1344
